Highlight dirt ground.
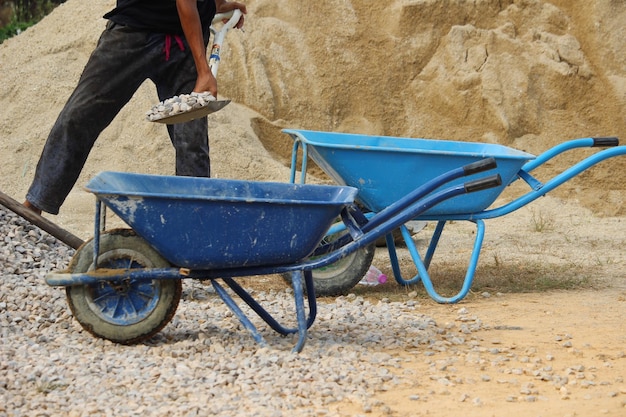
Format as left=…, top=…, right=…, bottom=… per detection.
left=340, top=196, right=626, bottom=416
left=370, top=195, right=626, bottom=416
left=247, top=194, right=626, bottom=416
left=356, top=289, right=626, bottom=416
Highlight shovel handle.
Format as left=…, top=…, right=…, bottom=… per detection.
left=212, top=9, right=243, bottom=27
left=0, top=190, right=84, bottom=249
left=209, top=9, right=244, bottom=77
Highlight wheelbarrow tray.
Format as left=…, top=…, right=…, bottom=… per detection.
left=85, top=172, right=358, bottom=269
left=285, top=129, right=535, bottom=215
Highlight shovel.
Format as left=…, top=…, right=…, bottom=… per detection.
left=148, top=9, right=242, bottom=124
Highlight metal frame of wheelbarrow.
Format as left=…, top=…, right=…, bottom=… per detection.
left=291, top=135, right=625, bottom=304
left=46, top=162, right=501, bottom=352
left=385, top=137, right=626, bottom=303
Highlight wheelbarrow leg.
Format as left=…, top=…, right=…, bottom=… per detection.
left=218, top=271, right=316, bottom=352
left=422, top=221, right=447, bottom=270
left=386, top=223, right=430, bottom=286
left=290, top=270, right=309, bottom=353
left=387, top=219, right=487, bottom=303
left=211, top=280, right=268, bottom=347
left=221, top=275, right=317, bottom=334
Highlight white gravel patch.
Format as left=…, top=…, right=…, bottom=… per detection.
left=0, top=207, right=486, bottom=416
left=146, top=92, right=216, bottom=122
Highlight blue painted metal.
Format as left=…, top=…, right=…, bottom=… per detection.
left=290, top=139, right=310, bottom=185
left=47, top=168, right=501, bottom=350
left=386, top=219, right=487, bottom=303
left=286, top=129, right=625, bottom=304
left=84, top=173, right=358, bottom=269
left=83, top=247, right=163, bottom=326
left=309, top=161, right=497, bottom=257
left=433, top=145, right=626, bottom=221
left=520, top=138, right=597, bottom=173
left=285, top=129, right=534, bottom=215
left=212, top=280, right=267, bottom=347
left=47, top=179, right=490, bottom=286
left=45, top=267, right=186, bottom=287
left=93, top=199, right=101, bottom=269
left=221, top=274, right=317, bottom=337
left=47, top=130, right=625, bottom=351
left=288, top=270, right=310, bottom=353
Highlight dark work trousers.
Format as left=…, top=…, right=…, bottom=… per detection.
left=27, top=21, right=210, bottom=214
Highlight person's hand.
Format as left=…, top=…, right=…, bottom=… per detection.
left=215, top=1, right=247, bottom=29
left=193, top=71, right=218, bottom=97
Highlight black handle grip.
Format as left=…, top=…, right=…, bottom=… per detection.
left=462, top=157, right=497, bottom=176
left=592, top=137, right=619, bottom=147
left=464, top=174, right=502, bottom=193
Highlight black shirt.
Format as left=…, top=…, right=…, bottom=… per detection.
left=103, top=0, right=217, bottom=35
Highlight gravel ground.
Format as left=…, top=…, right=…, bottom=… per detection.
left=0, top=207, right=486, bottom=416
left=4, top=206, right=625, bottom=416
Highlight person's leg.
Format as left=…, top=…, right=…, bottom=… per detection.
left=26, top=23, right=162, bottom=214
left=166, top=118, right=210, bottom=177
left=153, top=39, right=210, bottom=178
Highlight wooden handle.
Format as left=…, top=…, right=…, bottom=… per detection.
left=0, top=190, right=84, bottom=249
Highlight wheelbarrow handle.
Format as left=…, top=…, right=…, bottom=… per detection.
left=462, top=157, right=497, bottom=176
left=592, top=137, right=619, bottom=147
left=464, top=174, right=502, bottom=193
left=522, top=136, right=620, bottom=174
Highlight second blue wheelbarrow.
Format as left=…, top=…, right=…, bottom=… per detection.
left=286, top=129, right=625, bottom=302
left=45, top=160, right=501, bottom=352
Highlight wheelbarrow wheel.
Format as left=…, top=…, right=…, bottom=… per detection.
left=282, top=233, right=376, bottom=297
left=65, top=229, right=182, bottom=344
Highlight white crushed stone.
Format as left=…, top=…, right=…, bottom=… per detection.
left=0, top=206, right=493, bottom=416
left=146, top=92, right=216, bottom=121
left=4, top=206, right=622, bottom=414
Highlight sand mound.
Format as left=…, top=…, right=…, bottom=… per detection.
left=0, top=0, right=624, bottom=236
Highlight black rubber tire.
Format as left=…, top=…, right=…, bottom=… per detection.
left=283, top=237, right=376, bottom=297
left=65, top=229, right=182, bottom=344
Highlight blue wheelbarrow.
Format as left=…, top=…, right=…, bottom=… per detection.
left=45, top=162, right=501, bottom=352
left=286, top=129, right=626, bottom=302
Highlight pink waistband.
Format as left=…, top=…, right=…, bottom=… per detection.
left=163, top=34, right=185, bottom=61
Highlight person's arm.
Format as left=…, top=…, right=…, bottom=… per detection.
left=177, top=0, right=247, bottom=96
left=176, top=0, right=215, bottom=95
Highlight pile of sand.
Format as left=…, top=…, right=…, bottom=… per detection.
left=0, top=0, right=624, bottom=237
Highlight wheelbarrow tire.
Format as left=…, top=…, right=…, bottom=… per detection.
left=65, top=229, right=182, bottom=345
left=282, top=243, right=376, bottom=297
